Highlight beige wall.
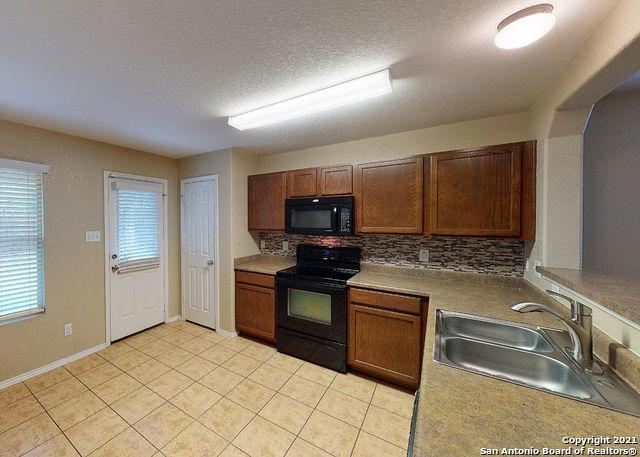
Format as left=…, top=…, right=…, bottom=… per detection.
left=583, top=90, right=640, bottom=278
left=257, top=112, right=529, bottom=173
left=0, top=119, right=180, bottom=383
left=524, top=0, right=640, bottom=290
left=231, top=150, right=260, bottom=259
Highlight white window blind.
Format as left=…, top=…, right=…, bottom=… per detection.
left=0, top=159, right=48, bottom=320
left=116, top=188, right=160, bottom=268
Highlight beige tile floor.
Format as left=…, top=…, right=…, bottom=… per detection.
left=0, top=320, right=415, bottom=457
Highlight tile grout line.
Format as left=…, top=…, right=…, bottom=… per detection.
left=3, top=326, right=413, bottom=456
left=100, top=328, right=237, bottom=452
left=66, top=365, right=160, bottom=455
left=21, top=379, right=78, bottom=457
left=0, top=395, right=43, bottom=437
left=349, top=383, right=376, bottom=457
left=292, top=379, right=334, bottom=455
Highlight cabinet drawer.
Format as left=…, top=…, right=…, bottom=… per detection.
left=235, top=270, right=275, bottom=288
left=349, top=288, right=422, bottom=315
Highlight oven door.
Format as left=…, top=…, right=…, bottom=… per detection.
left=276, top=277, right=347, bottom=344
left=285, top=203, right=337, bottom=235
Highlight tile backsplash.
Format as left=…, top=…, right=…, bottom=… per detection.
left=258, top=232, right=525, bottom=277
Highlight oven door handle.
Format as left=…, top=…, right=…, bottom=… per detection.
left=277, top=277, right=346, bottom=292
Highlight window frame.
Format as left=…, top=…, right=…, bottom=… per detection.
left=0, top=157, right=49, bottom=325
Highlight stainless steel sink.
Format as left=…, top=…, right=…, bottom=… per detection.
left=444, top=314, right=554, bottom=352
left=444, top=337, right=592, bottom=398
left=434, top=310, right=640, bottom=417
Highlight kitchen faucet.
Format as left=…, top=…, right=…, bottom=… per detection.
left=510, top=291, right=598, bottom=372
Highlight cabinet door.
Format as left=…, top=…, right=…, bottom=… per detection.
left=319, top=165, right=353, bottom=196
left=248, top=172, right=286, bottom=230
left=348, top=304, right=422, bottom=388
left=286, top=168, right=318, bottom=198
left=235, top=283, right=276, bottom=343
left=429, top=144, right=522, bottom=236
left=355, top=157, right=423, bottom=234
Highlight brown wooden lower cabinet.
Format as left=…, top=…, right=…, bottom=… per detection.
left=235, top=270, right=276, bottom=343
left=348, top=287, right=427, bottom=389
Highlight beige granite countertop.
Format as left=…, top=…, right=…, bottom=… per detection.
left=538, top=266, right=640, bottom=325
left=234, top=254, right=295, bottom=275
left=348, top=264, right=640, bottom=456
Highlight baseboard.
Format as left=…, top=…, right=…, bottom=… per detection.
left=0, top=343, right=107, bottom=390
left=167, top=314, right=182, bottom=323
left=217, top=329, right=238, bottom=338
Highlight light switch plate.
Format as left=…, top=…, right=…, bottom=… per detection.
left=282, top=241, right=289, bottom=251
left=64, top=323, right=72, bottom=336
left=85, top=231, right=101, bottom=242
left=419, top=248, right=429, bottom=262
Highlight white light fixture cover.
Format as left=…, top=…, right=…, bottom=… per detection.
left=228, top=69, right=392, bottom=130
left=495, top=3, right=555, bottom=50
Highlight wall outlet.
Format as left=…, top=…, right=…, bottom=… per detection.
left=282, top=241, right=289, bottom=251
left=64, top=323, right=73, bottom=336
left=85, top=231, right=101, bottom=242
left=419, top=248, right=429, bottom=262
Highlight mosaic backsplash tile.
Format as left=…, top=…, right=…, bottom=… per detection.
left=258, top=232, right=525, bottom=277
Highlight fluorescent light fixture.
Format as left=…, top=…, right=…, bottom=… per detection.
left=495, top=4, right=555, bottom=50
left=228, top=69, right=392, bottom=130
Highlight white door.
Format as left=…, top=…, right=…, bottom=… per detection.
left=181, top=177, right=217, bottom=329
left=107, top=176, right=166, bottom=341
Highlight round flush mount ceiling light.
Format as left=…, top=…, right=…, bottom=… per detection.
left=495, top=3, right=555, bottom=49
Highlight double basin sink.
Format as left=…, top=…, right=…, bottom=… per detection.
left=434, top=310, right=640, bottom=417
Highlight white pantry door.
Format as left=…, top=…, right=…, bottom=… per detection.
left=108, top=177, right=166, bottom=341
left=181, top=176, right=218, bottom=329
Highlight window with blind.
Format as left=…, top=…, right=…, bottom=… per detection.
left=0, top=159, right=49, bottom=321
left=116, top=188, right=160, bottom=268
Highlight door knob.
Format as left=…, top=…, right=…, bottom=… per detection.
left=207, top=260, right=214, bottom=265
left=111, top=265, right=120, bottom=272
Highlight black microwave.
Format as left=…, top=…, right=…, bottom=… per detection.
left=285, top=196, right=354, bottom=236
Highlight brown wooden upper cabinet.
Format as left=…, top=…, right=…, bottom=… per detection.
left=425, top=141, right=535, bottom=239
left=319, top=165, right=353, bottom=196
left=248, top=172, right=286, bottom=230
left=286, top=168, right=318, bottom=198
left=286, top=165, right=353, bottom=198
left=355, top=157, right=423, bottom=234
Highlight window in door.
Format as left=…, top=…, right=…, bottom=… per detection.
left=116, top=187, right=160, bottom=269
left=0, top=159, right=49, bottom=322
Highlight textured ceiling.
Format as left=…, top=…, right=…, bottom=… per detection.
left=0, top=0, right=617, bottom=157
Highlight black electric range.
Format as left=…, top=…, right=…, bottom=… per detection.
left=275, top=244, right=361, bottom=372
